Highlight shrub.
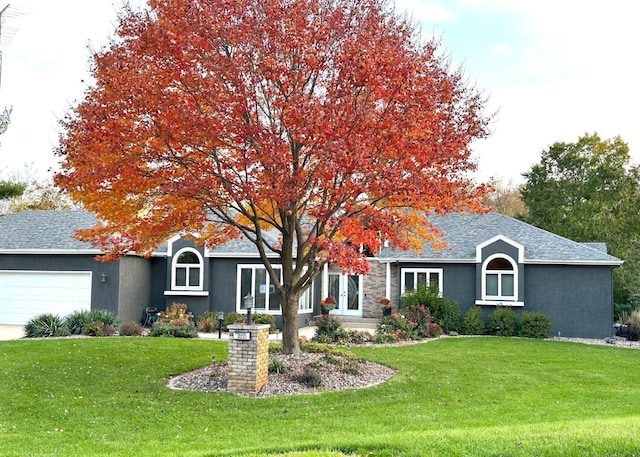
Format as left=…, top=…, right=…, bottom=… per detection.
left=223, top=312, right=247, bottom=330
left=119, top=322, right=143, bottom=336
left=64, top=309, right=120, bottom=335
left=519, top=311, right=552, bottom=339
left=374, top=332, right=398, bottom=344
left=252, top=313, right=277, bottom=333
left=158, top=303, right=194, bottom=327
left=312, top=314, right=344, bottom=343
left=487, top=307, right=519, bottom=336
left=268, top=357, right=288, bottom=374
left=149, top=321, right=197, bottom=338
left=401, top=283, right=460, bottom=332
left=196, top=311, right=219, bottom=333
left=428, top=322, right=443, bottom=338
left=297, top=366, right=322, bottom=388
left=82, top=321, right=105, bottom=337
left=376, top=313, right=418, bottom=340
left=337, top=329, right=374, bottom=344
left=25, top=314, right=64, bottom=338
left=461, top=306, right=486, bottom=335
left=403, top=303, right=433, bottom=338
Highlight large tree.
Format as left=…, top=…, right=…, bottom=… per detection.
left=55, top=0, right=490, bottom=353
left=520, top=133, right=640, bottom=306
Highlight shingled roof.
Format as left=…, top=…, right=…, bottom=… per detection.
left=0, top=210, right=622, bottom=265
left=0, top=210, right=99, bottom=252
left=380, top=212, right=622, bottom=265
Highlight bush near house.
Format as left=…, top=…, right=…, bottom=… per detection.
left=519, top=311, right=553, bottom=339
left=24, top=314, right=67, bottom=338
left=151, top=303, right=197, bottom=338
left=64, top=309, right=120, bottom=335
left=487, top=307, right=519, bottom=336
left=401, top=283, right=460, bottom=332
left=196, top=311, right=219, bottom=333
left=461, top=306, right=486, bottom=335
left=252, top=313, right=277, bottom=333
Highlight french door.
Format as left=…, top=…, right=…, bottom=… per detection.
left=327, top=272, right=362, bottom=316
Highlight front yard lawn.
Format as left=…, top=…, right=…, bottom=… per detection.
left=1, top=337, right=640, bottom=456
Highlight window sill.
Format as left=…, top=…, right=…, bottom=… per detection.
left=164, top=290, right=209, bottom=297
left=475, top=300, right=524, bottom=307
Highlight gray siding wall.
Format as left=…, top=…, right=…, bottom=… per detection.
left=0, top=254, right=120, bottom=314
left=523, top=264, right=614, bottom=338
left=118, top=256, right=152, bottom=323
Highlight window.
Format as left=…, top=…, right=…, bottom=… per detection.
left=400, top=268, right=443, bottom=294
left=171, top=248, right=203, bottom=290
left=237, top=265, right=313, bottom=313
left=482, top=255, right=516, bottom=301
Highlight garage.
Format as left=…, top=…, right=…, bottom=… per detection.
left=0, top=271, right=92, bottom=325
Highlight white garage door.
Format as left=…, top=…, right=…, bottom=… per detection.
left=0, top=271, right=92, bottom=325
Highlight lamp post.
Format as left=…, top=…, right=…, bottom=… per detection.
left=217, top=311, right=224, bottom=339
left=242, top=293, right=254, bottom=325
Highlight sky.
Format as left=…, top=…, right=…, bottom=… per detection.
left=0, top=0, right=638, bottom=184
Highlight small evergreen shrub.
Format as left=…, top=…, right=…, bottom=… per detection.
left=252, top=313, right=277, bottom=333
left=223, top=312, right=247, bottom=330
left=25, top=314, right=64, bottom=338
left=171, top=324, right=198, bottom=338
left=149, top=322, right=174, bottom=337
left=312, top=314, right=344, bottom=343
left=519, top=311, right=552, bottom=339
left=374, top=332, right=398, bottom=344
left=119, top=322, right=143, bottom=336
left=487, top=307, right=519, bottom=336
left=297, top=366, right=322, bottom=388
left=461, top=306, right=486, bottom=335
left=401, top=283, right=460, bottom=332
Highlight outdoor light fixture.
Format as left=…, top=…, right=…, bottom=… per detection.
left=217, top=311, right=224, bottom=339
left=242, top=293, right=254, bottom=325
left=100, top=273, right=107, bottom=283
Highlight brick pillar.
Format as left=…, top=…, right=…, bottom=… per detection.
left=227, top=324, right=270, bottom=395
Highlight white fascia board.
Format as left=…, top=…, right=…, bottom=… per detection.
left=0, top=249, right=104, bottom=255
left=378, top=257, right=474, bottom=264
left=523, top=259, right=624, bottom=266
left=205, top=252, right=280, bottom=258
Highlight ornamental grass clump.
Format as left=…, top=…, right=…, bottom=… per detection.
left=24, top=314, right=67, bottom=338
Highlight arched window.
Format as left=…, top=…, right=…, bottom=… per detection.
left=482, top=255, right=516, bottom=300
left=172, top=248, right=204, bottom=291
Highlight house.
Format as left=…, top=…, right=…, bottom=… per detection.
left=0, top=210, right=622, bottom=338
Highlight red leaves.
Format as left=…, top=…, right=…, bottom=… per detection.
left=55, top=0, right=490, bottom=269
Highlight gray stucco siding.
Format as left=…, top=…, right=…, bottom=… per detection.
left=209, top=257, right=316, bottom=330
left=0, top=253, right=120, bottom=315
left=523, top=264, right=614, bottom=339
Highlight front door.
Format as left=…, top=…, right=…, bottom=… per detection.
left=328, top=272, right=362, bottom=316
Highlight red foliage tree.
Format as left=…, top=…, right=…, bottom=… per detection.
left=56, top=0, right=491, bottom=353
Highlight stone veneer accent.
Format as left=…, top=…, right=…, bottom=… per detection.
left=362, top=261, right=400, bottom=318
left=227, top=323, right=270, bottom=395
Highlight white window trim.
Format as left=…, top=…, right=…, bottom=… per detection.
left=171, top=247, right=204, bottom=291
left=236, top=264, right=314, bottom=314
left=400, top=268, right=443, bottom=296
left=480, top=254, right=518, bottom=302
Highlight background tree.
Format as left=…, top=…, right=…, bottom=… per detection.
left=483, top=179, right=526, bottom=218
left=56, top=0, right=491, bottom=353
left=520, top=133, right=640, bottom=310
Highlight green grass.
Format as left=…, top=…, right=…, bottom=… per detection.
left=2, top=337, right=640, bottom=456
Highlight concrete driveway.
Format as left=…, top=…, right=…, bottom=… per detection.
left=0, top=325, right=25, bottom=340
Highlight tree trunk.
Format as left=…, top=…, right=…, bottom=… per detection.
left=281, top=293, right=301, bottom=354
